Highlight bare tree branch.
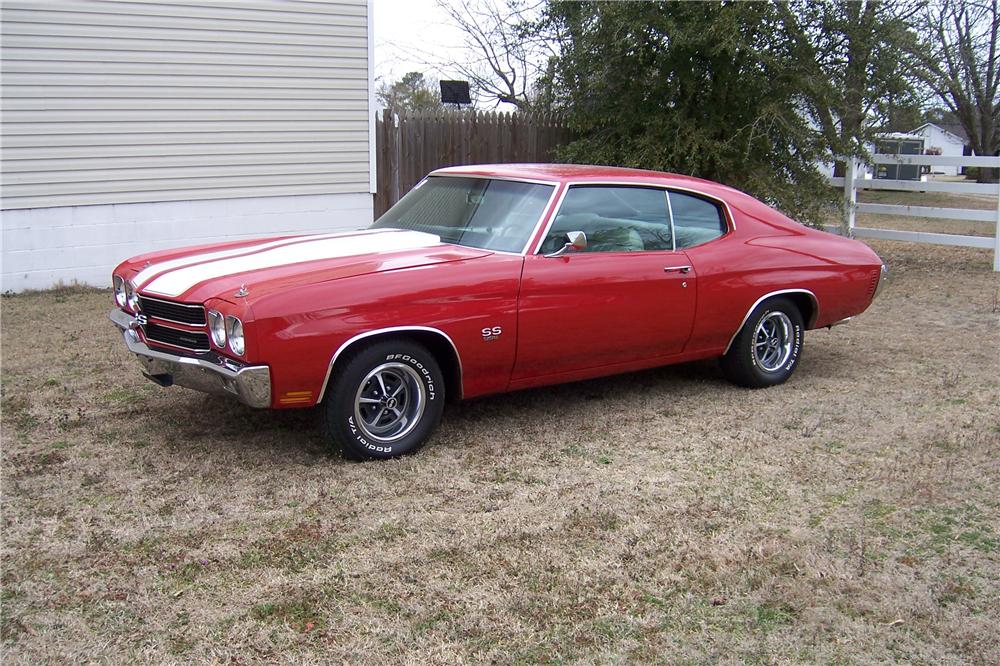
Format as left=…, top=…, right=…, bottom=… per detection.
left=427, top=0, right=552, bottom=109
left=915, top=0, right=1000, bottom=180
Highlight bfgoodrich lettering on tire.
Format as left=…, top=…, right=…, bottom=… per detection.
left=720, top=297, right=804, bottom=388
left=320, top=339, right=445, bottom=460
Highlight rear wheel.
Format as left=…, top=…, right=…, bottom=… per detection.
left=320, top=339, right=445, bottom=460
left=721, top=297, right=804, bottom=388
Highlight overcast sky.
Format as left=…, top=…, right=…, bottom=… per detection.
left=373, top=0, right=472, bottom=88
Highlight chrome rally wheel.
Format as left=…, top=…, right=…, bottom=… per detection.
left=752, top=311, right=794, bottom=372
left=353, top=362, right=426, bottom=443
left=721, top=297, right=804, bottom=388
left=320, top=339, right=445, bottom=460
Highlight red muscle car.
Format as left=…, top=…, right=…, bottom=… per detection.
left=110, top=164, right=886, bottom=459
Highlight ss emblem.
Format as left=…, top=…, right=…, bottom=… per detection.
left=135, top=313, right=148, bottom=326
left=482, top=326, right=502, bottom=341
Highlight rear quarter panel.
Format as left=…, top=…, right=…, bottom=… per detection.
left=684, top=208, right=882, bottom=354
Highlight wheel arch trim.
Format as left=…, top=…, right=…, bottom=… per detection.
left=723, top=289, right=819, bottom=355
left=316, top=326, right=464, bottom=403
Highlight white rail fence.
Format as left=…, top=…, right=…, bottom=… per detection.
left=827, top=153, right=1000, bottom=272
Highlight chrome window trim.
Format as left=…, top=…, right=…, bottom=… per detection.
left=315, top=325, right=464, bottom=404
left=664, top=189, right=677, bottom=252
left=529, top=180, right=737, bottom=255
left=530, top=183, right=571, bottom=255
left=380, top=173, right=561, bottom=256
left=430, top=171, right=562, bottom=187
left=723, top=288, right=820, bottom=355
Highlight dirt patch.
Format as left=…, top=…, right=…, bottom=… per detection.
left=2, top=241, right=998, bottom=663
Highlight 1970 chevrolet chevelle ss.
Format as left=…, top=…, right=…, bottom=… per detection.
left=110, top=164, right=886, bottom=459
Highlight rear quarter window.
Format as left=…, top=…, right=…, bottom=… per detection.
left=669, top=191, right=728, bottom=248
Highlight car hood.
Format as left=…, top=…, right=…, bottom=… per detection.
left=128, top=229, right=493, bottom=304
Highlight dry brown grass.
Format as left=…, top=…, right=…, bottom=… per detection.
left=2, top=240, right=999, bottom=664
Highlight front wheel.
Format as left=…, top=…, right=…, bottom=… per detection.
left=720, top=297, right=804, bottom=388
left=320, top=339, right=445, bottom=460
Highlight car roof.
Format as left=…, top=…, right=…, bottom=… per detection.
left=431, top=163, right=736, bottom=194
left=432, top=163, right=810, bottom=231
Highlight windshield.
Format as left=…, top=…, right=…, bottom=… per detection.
left=371, top=176, right=555, bottom=253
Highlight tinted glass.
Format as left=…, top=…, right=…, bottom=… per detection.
left=371, top=176, right=554, bottom=253
left=541, top=186, right=672, bottom=254
left=669, top=191, right=727, bottom=248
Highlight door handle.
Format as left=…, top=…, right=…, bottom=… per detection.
left=664, top=265, right=691, bottom=273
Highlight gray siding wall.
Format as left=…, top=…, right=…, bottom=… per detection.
left=1, top=0, right=372, bottom=210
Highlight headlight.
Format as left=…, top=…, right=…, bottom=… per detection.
left=226, top=315, right=244, bottom=356
left=113, top=275, right=126, bottom=307
left=125, top=280, right=139, bottom=312
left=208, top=310, right=226, bottom=347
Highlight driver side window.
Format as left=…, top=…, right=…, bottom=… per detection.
left=542, top=186, right=673, bottom=254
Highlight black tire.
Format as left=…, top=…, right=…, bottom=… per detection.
left=320, top=339, right=445, bottom=460
left=720, top=297, right=804, bottom=388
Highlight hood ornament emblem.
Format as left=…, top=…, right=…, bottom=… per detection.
left=234, top=284, right=249, bottom=298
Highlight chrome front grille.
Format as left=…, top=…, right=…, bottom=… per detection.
left=143, top=323, right=211, bottom=352
left=138, top=296, right=206, bottom=325
left=137, top=296, right=210, bottom=353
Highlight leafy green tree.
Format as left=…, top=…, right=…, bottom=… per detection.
left=377, top=72, right=444, bottom=112
left=536, top=1, right=832, bottom=226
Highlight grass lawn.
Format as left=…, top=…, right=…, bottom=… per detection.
left=2, top=239, right=999, bottom=663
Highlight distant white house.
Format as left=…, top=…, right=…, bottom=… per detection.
left=818, top=124, right=976, bottom=182
left=910, top=123, right=969, bottom=176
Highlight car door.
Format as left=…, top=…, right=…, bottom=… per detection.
left=512, top=185, right=697, bottom=381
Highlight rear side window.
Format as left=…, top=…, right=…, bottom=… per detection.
left=668, top=191, right=728, bottom=248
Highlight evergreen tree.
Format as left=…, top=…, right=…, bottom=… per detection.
left=377, top=72, right=444, bottom=112
left=536, top=1, right=833, bottom=226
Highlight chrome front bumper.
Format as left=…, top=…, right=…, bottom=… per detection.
left=109, top=309, right=271, bottom=408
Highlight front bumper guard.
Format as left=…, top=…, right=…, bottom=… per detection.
left=109, top=309, right=271, bottom=408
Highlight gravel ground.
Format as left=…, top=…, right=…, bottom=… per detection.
left=2, top=238, right=999, bottom=664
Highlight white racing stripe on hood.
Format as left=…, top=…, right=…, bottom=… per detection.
left=132, top=229, right=382, bottom=289
left=143, top=230, right=441, bottom=297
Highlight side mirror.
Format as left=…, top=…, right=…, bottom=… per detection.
left=544, top=230, right=587, bottom=258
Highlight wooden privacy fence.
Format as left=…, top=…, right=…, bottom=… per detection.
left=829, top=153, right=1000, bottom=272
left=374, top=108, right=573, bottom=216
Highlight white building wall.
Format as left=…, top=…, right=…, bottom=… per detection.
left=912, top=125, right=965, bottom=176
left=2, top=193, right=371, bottom=291
left=0, top=0, right=375, bottom=292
